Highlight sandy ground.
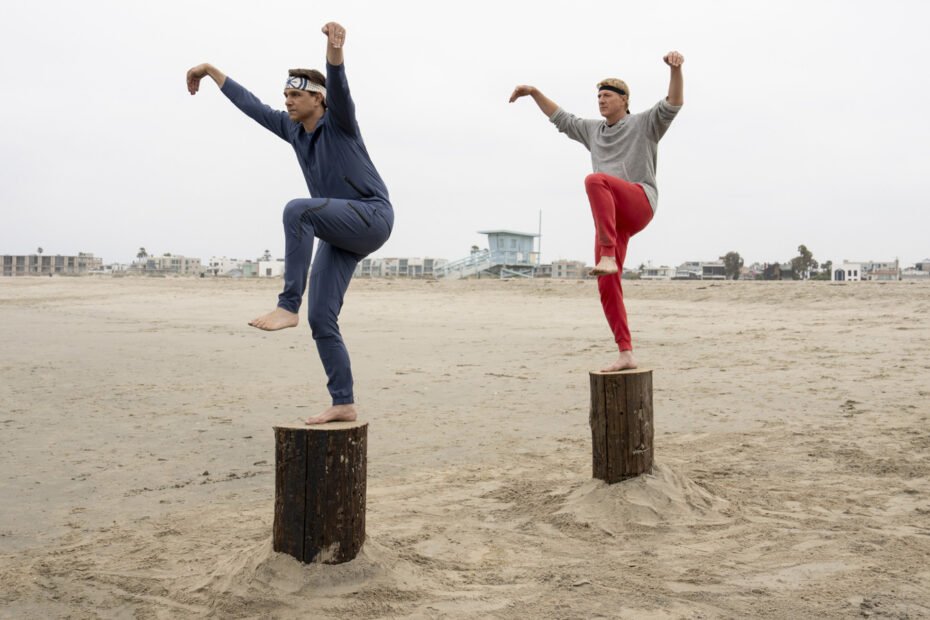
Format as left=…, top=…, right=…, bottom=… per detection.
left=1, top=276, right=929, bottom=619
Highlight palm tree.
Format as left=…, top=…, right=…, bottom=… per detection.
left=137, top=247, right=148, bottom=260
left=262, top=249, right=272, bottom=261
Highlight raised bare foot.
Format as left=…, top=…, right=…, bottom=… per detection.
left=589, top=256, right=618, bottom=276
left=306, top=404, right=358, bottom=425
left=601, top=350, right=637, bottom=372
left=248, top=307, right=298, bottom=331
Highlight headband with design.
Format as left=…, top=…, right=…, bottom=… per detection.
left=285, top=76, right=327, bottom=97
left=598, top=84, right=627, bottom=96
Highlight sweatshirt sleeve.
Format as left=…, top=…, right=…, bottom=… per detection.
left=325, top=62, right=360, bottom=138
left=644, top=98, right=682, bottom=142
left=220, top=78, right=292, bottom=142
left=549, top=108, right=598, bottom=150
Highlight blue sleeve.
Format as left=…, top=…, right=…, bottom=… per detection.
left=220, top=78, right=292, bottom=141
left=325, top=62, right=360, bottom=137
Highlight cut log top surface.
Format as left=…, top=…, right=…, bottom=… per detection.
left=273, top=420, right=369, bottom=432
left=589, top=368, right=653, bottom=376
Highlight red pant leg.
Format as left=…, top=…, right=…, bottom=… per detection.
left=584, top=173, right=653, bottom=351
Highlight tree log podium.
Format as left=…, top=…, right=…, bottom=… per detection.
left=589, top=369, right=654, bottom=483
left=273, top=421, right=367, bottom=564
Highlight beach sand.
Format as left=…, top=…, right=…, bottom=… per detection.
left=1, top=276, right=928, bottom=618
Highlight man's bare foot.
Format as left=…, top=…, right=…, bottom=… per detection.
left=306, top=404, right=358, bottom=425
left=589, top=256, right=619, bottom=276
left=601, top=350, right=637, bottom=372
left=248, top=307, right=298, bottom=331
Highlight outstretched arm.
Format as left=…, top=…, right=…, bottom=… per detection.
left=186, top=63, right=226, bottom=95
left=187, top=62, right=290, bottom=140
left=663, top=51, right=684, bottom=106
left=509, top=85, right=559, bottom=117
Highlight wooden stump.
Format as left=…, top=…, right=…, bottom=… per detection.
left=273, top=421, right=367, bottom=564
left=589, top=369, right=654, bottom=483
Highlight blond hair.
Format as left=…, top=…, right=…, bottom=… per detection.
left=597, top=78, right=630, bottom=113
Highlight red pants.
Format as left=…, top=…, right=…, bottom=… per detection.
left=584, top=173, right=654, bottom=352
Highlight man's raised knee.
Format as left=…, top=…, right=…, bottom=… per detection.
left=585, top=173, right=609, bottom=189
left=282, top=199, right=307, bottom=225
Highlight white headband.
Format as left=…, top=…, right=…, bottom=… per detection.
left=285, top=76, right=326, bottom=97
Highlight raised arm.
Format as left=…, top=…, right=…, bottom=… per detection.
left=509, top=85, right=559, bottom=117
left=186, top=63, right=226, bottom=94
left=322, top=21, right=345, bottom=66
left=320, top=21, right=359, bottom=137
left=663, top=51, right=684, bottom=106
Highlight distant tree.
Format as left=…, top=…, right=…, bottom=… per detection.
left=262, top=249, right=272, bottom=261
left=720, top=251, right=743, bottom=280
left=37, top=247, right=43, bottom=255
left=790, top=244, right=818, bottom=280
left=137, top=247, right=148, bottom=260
left=163, top=252, right=172, bottom=257
left=470, top=245, right=480, bottom=254
left=813, top=260, right=833, bottom=281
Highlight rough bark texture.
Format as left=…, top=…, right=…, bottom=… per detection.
left=273, top=421, right=367, bottom=564
left=589, top=370, right=654, bottom=483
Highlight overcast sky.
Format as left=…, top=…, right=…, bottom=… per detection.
left=2, top=0, right=928, bottom=268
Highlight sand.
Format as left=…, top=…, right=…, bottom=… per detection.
left=1, top=276, right=928, bottom=619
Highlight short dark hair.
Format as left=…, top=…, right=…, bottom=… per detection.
left=288, top=68, right=325, bottom=88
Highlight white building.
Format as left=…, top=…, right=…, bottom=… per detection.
left=207, top=256, right=244, bottom=277
left=832, top=262, right=862, bottom=281
left=551, top=259, right=587, bottom=279
left=355, top=257, right=447, bottom=278
left=640, top=263, right=676, bottom=280
left=258, top=259, right=285, bottom=278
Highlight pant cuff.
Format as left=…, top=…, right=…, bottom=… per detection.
left=332, top=397, right=354, bottom=405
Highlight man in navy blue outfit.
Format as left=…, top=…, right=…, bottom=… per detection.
left=187, top=22, right=393, bottom=424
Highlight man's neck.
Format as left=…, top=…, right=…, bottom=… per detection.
left=605, top=111, right=627, bottom=126
left=302, top=109, right=325, bottom=132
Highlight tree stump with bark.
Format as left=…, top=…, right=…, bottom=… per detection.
left=589, top=369, right=654, bottom=483
left=272, top=420, right=367, bottom=564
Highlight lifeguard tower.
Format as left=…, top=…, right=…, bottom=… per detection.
left=437, top=230, right=540, bottom=279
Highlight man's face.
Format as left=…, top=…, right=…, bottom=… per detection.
left=597, top=90, right=627, bottom=120
left=284, top=88, right=323, bottom=122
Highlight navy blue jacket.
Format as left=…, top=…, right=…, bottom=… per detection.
left=221, top=63, right=390, bottom=205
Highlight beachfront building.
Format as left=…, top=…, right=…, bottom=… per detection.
left=134, top=254, right=202, bottom=276
left=640, top=263, right=676, bottom=280
left=1, top=253, right=103, bottom=277
left=901, top=267, right=930, bottom=281
left=354, top=257, right=448, bottom=278
left=862, top=259, right=900, bottom=281
left=206, top=256, right=244, bottom=277
left=832, top=261, right=863, bottom=281
left=916, top=259, right=930, bottom=272
left=258, top=259, right=284, bottom=278
left=673, top=261, right=702, bottom=279
left=702, top=262, right=725, bottom=280
left=551, top=259, right=587, bottom=279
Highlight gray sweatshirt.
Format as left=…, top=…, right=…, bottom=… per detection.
left=549, top=99, right=681, bottom=212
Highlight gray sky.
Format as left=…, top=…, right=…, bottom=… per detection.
left=2, top=0, right=928, bottom=267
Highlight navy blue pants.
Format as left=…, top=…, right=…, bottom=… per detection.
left=278, top=197, right=393, bottom=405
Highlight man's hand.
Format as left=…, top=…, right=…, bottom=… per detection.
left=186, top=63, right=226, bottom=94
left=322, top=22, right=346, bottom=49
left=186, top=64, right=210, bottom=95
left=663, top=51, right=684, bottom=68
left=509, top=85, right=536, bottom=103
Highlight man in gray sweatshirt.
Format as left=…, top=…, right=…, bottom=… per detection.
left=510, top=51, right=684, bottom=372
